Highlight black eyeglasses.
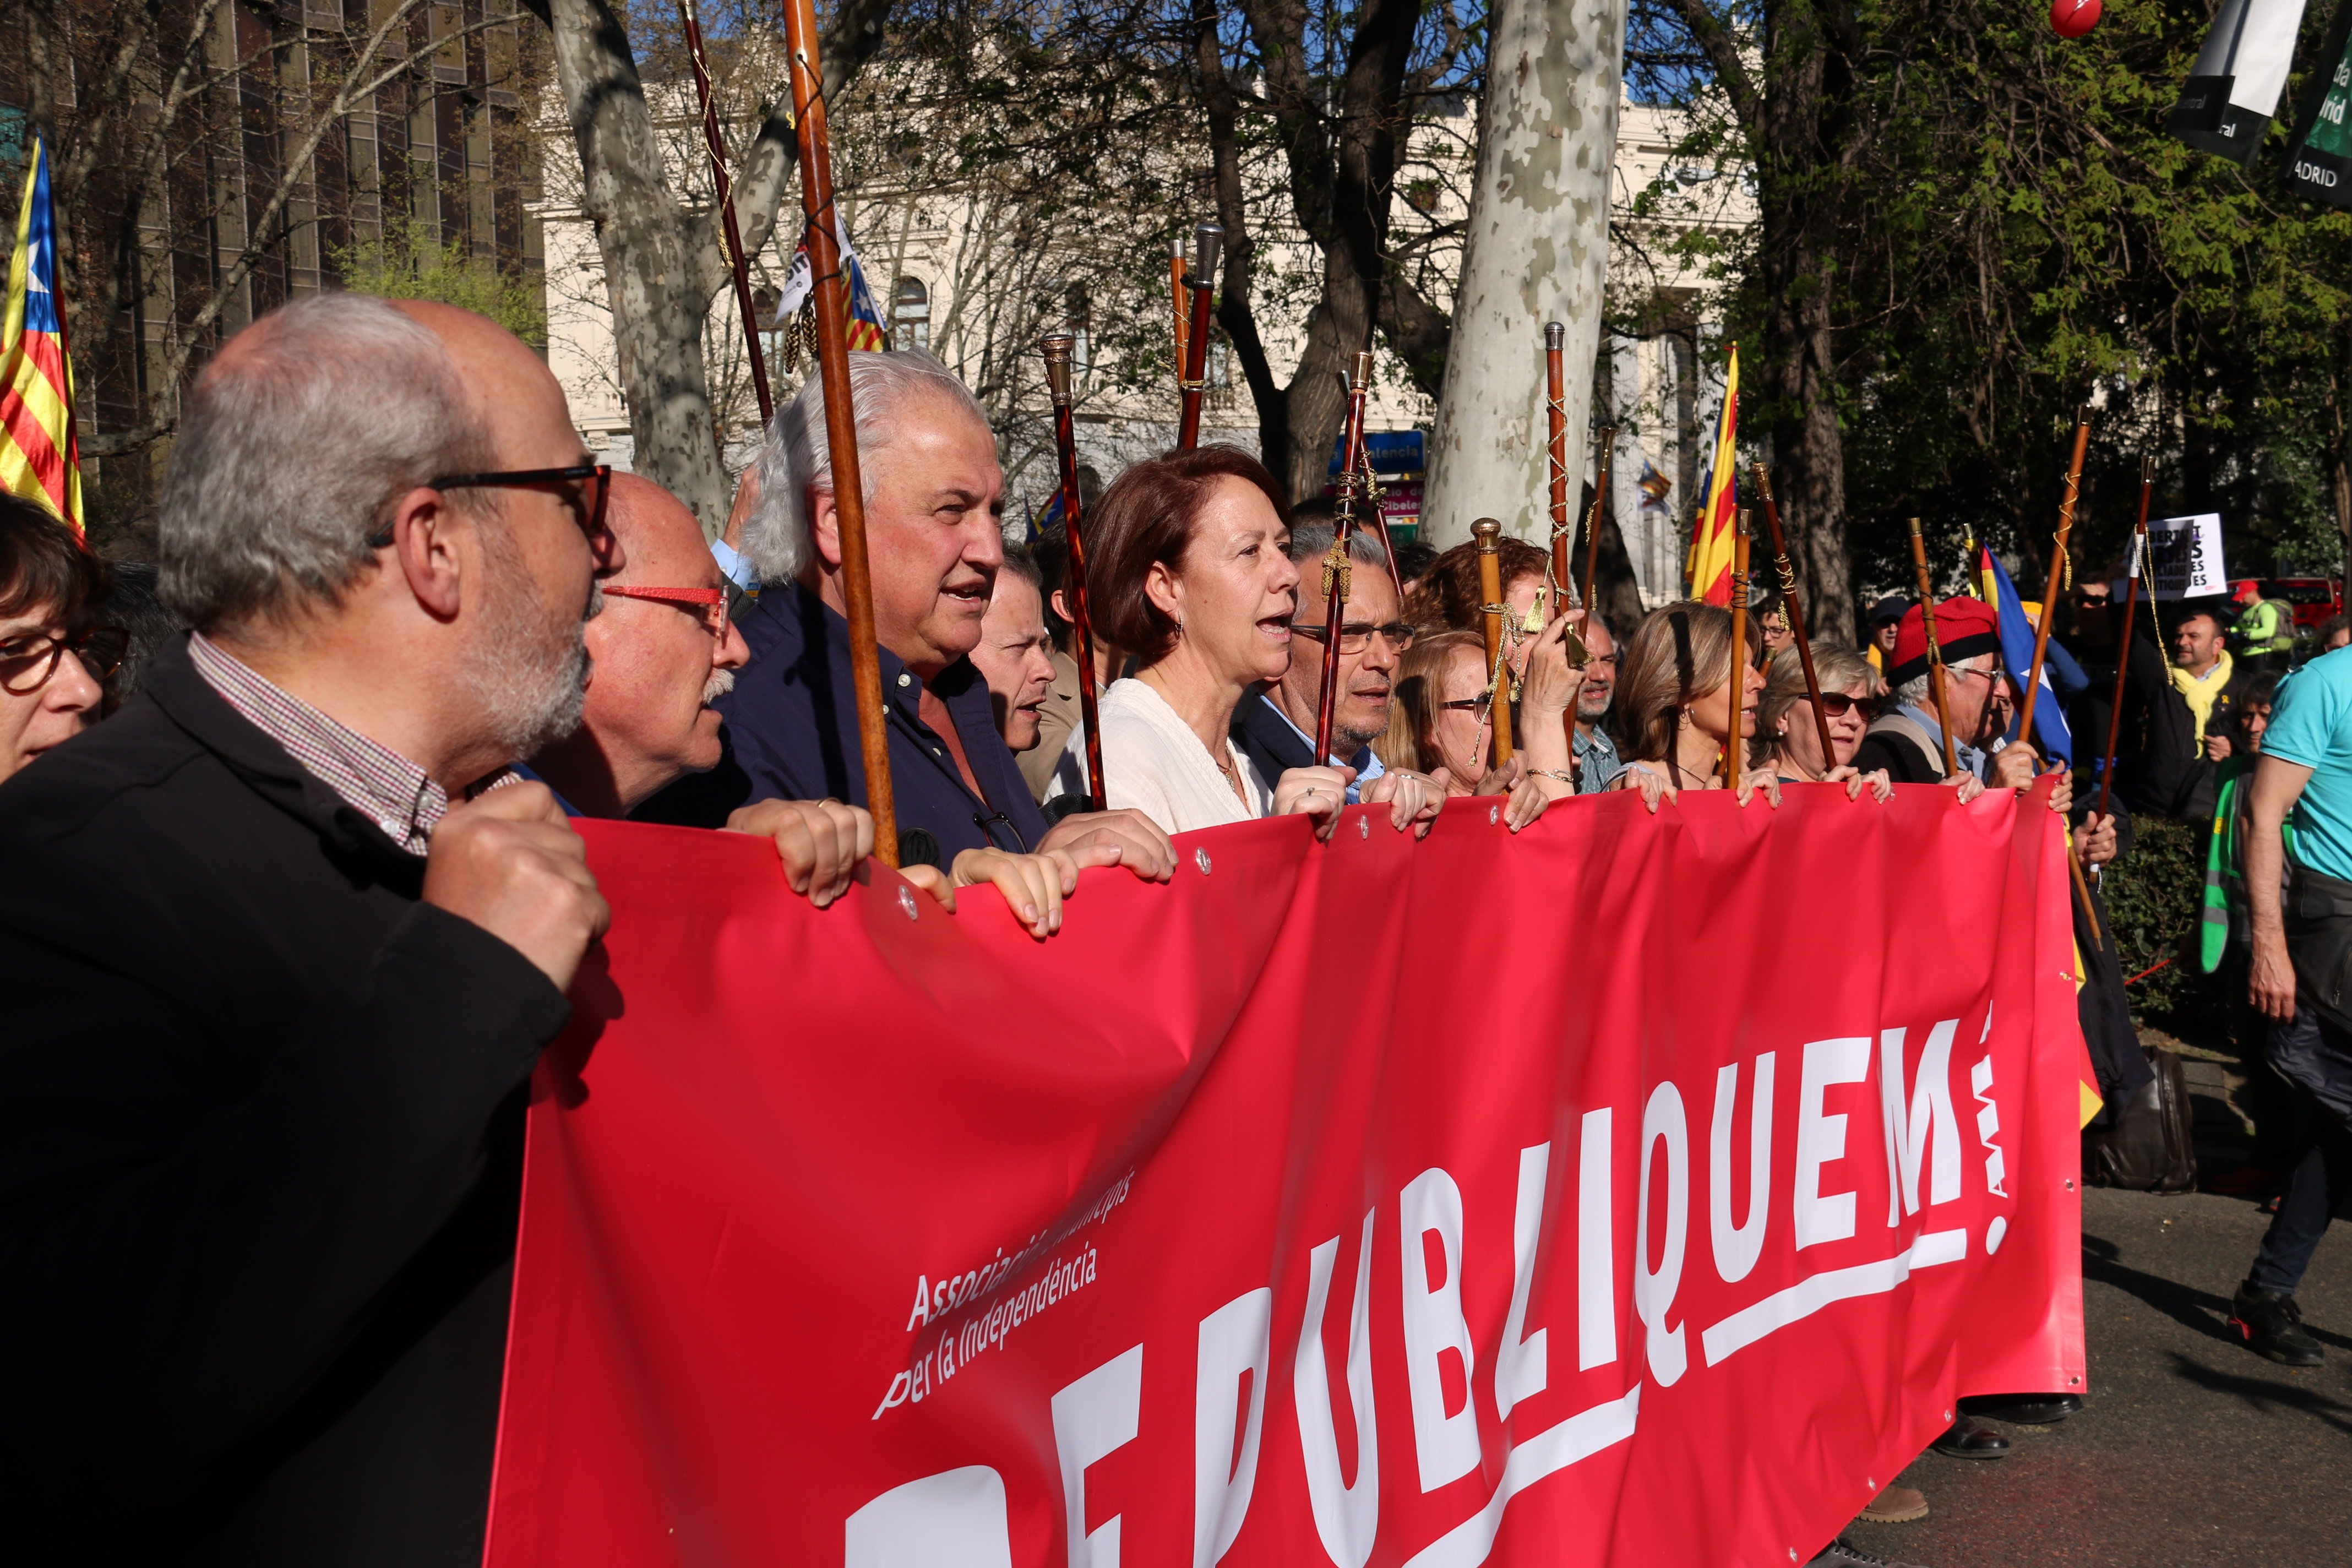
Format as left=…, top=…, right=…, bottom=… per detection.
left=0, top=624, right=130, bottom=695
left=1812, top=691, right=1875, bottom=717
left=366, top=464, right=613, bottom=549
left=1292, top=620, right=1416, bottom=655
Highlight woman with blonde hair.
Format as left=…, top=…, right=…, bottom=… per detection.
left=1375, top=620, right=1587, bottom=828
left=1607, top=600, right=1780, bottom=809
left=1755, top=645, right=1895, bottom=799
left=1067, top=446, right=1440, bottom=836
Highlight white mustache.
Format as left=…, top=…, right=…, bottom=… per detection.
left=701, top=666, right=736, bottom=707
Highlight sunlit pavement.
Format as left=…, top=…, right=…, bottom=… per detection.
left=1844, top=1186, right=2352, bottom=1568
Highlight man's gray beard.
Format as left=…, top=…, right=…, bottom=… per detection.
left=1577, top=692, right=1612, bottom=723
left=465, top=537, right=594, bottom=761
left=701, top=665, right=735, bottom=707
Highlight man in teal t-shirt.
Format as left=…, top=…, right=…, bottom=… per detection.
left=2234, top=646, right=2352, bottom=1366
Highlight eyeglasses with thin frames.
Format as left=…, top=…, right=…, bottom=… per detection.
left=601, top=584, right=729, bottom=639
left=0, top=624, right=130, bottom=695
left=365, top=464, right=613, bottom=549
left=1291, top=620, right=1416, bottom=655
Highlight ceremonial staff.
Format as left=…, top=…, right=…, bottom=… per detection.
left=1169, top=237, right=1189, bottom=383
left=2017, top=408, right=2091, bottom=748
left=1908, top=518, right=1961, bottom=777
left=1040, top=333, right=1106, bottom=812
left=1545, top=323, right=1571, bottom=602
left=1750, top=464, right=1836, bottom=771
left=1314, top=351, right=1377, bottom=763
left=1580, top=425, right=1614, bottom=623
left=781, top=0, right=896, bottom=861
left=1174, top=223, right=1223, bottom=451
left=1725, top=510, right=1751, bottom=779
left=1473, top=518, right=1516, bottom=767
left=2095, top=456, right=2157, bottom=828
left=678, top=0, right=772, bottom=424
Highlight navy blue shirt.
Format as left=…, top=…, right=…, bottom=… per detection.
left=638, top=582, right=1046, bottom=865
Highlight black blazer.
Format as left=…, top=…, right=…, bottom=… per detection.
left=0, top=636, right=570, bottom=1565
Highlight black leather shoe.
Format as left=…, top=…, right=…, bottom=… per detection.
left=2231, top=1283, right=2324, bottom=1367
left=1930, top=1414, right=2010, bottom=1460
left=1960, top=1393, right=2083, bottom=1424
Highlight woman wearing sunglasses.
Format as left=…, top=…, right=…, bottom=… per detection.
left=0, top=496, right=126, bottom=785
left=1756, top=645, right=1895, bottom=799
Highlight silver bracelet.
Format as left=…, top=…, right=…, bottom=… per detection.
left=1529, top=768, right=1575, bottom=787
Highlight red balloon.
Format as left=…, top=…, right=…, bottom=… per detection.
left=2051, top=0, right=2101, bottom=36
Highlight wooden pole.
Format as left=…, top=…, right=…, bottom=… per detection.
left=1725, top=510, right=1750, bottom=780
left=1169, top=237, right=1189, bottom=391
left=781, top=0, right=895, bottom=862
left=1174, top=222, right=1222, bottom=451
left=1908, top=518, right=1961, bottom=777
left=1473, top=518, right=1515, bottom=767
left=1041, top=334, right=1106, bottom=812
left=2018, top=409, right=2092, bottom=750
left=678, top=0, right=772, bottom=425
left=1580, top=425, right=1614, bottom=620
left=2096, top=456, right=2156, bottom=825
left=1314, top=352, right=1377, bottom=762
left=1545, top=323, right=1571, bottom=603
left=1750, top=464, right=1836, bottom=774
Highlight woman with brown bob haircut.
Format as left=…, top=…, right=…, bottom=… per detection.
left=1057, top=445, right=1438, bottom=836
left=1607, top=598, right=1782, bottom=809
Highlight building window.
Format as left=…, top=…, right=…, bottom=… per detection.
left=892, top=276, right=930, bottom=352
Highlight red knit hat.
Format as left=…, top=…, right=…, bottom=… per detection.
left=1888, top=597, right=2002, bottom=687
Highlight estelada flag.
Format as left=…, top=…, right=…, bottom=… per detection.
left=1686, top=342, right=1738, bottom=603
left=1, top=135, right=81, bottom=532
left=770, top=213, right=890, bottom=353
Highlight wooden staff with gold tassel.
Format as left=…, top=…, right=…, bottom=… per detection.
left=781, top=0, right=895, bottom=861
left=678, top=0, right=772, bottom=424
left=1473, top=518, right=1515, bottom=768
left=2017, top=408, right=2091, bottom=748
left=2019, top=409, right=2103, bottom=944
left=2096, top=456, right=2157, bottom=826
left=1174, top=222, right=1222, bottom=450
left=1545, top=324, right=1571, bottom=603
left=1313, top=351, right=1378, bottom=761
left=1040, top=333, right=1106, bottom=812
left=1725, top=510, right=1751, bottom=779
left=1908, top=518, right=1961, bottom=778
left=1750, top=463, right=1835, bottom=772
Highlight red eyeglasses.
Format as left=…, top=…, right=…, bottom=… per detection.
left=602, top=584, right=729, bottom=639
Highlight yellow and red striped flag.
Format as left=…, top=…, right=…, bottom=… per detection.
left=1, top=135, right=80, bottom=532
left=1685, top=342, right=1738, bottom=604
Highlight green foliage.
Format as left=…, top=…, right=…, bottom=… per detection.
left=330, top=219, right=547, bottom=347
left=2099, top=812, right=2205, bottom=1026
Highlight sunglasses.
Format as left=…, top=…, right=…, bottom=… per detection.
left=602, top=584, right=729, bottom=639
left=366, top=463, right=613, bottom=549
left=1813, top=690, right=1875, bottom=717
left=0, top=624, right=130, bottom=695
left=1291, top=620, right=1417, bottom=655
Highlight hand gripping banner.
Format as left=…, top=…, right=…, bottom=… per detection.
left=485, top=784, right=2087, bottom=1567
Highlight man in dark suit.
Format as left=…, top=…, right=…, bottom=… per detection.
left=1229, top=518, right=1440, bottom=830
left=0, top=293, right=615, bottom=1564
left=641, top=349, right=1177, bottom=890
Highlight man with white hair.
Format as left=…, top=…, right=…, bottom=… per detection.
left=645, top=350, right=1175, bottom=893
left=0, top=294, right=614, bottom=1562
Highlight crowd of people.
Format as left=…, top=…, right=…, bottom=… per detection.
left=0, top=292, right=2339, bottom=1566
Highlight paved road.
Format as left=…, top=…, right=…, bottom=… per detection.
left=1843, top=1186, right=2352, bottom=1568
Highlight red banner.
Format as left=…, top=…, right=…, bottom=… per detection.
left=486, top=785, right=2087, bottom=1567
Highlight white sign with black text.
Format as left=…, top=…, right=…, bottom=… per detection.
left=2124, top=513, right=2228, bottom=601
